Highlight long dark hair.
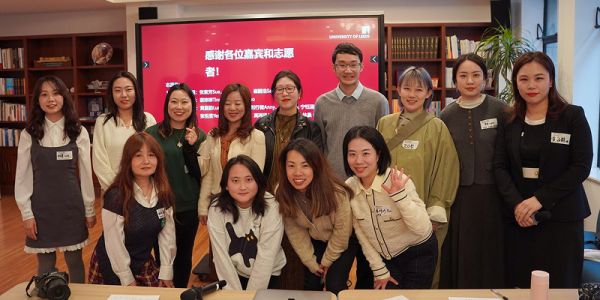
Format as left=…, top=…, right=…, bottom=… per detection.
left=343, top=126, right=392, bottom=177
left=509, top=51, right=567, bottom=123
left=158, top=83, right=199, bottom=137
left=103, top=71, right=148, bottom=132
left=210, top=83, right=253, bottom=140
left=276, top=138, right=353, bottom=219
left=26, top=76, right=81, bottom=141
left=108, top=132, right=174, bottom=226
left=211, top=155, right=267, bottom=223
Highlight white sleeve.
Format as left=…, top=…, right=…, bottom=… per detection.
left=76, top=127, right=95, bottom=217
left=14, top=130, right=34, bottom=220
left=198, top=138, right=214, bottom=216
left=390, top=178, right=432, bottom=236
left=144, top=112, right=157, bottom=128
left=207, top=206, right=243, bottom=290
left=157, top=207, right=176, bottom=280
left=102, top=208, right=135, bottom=286
left=246, top=202, right=284, bottom=290
left=92, top=116, right=116, bottom=191
left=250, top=130, right=266, bottom=172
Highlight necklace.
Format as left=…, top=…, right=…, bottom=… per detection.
left=176, top=129, right=185, bottom=147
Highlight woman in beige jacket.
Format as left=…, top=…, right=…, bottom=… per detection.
left=275, top=138, right=354, bottom=294
left=198, top=83, right=266, bottom=224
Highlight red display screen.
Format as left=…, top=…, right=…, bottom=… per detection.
left=137, top=16, right=384, bottom=132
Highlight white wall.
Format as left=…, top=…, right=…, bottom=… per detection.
left=0, top=9, right=126, bottom=37
left=564, top=0, right=600, bottom=230
left=125, top=0, right=491, bottom=73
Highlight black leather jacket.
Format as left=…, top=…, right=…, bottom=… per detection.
left=254, top=108, right=323, bottom=178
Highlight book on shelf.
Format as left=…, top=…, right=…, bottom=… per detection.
left=0, top=77, right=25, bottom=95
left=391, top=35, right=438, bottom=59
left=0, top=47, right=24, bottom=69
left=427, top=101, right=442, bottom=117
left=445, top=35, right=482, bottom=59
left=0, top=100, right=26, bottom=121
left=445, top=67, right=454, bottom=88
left=0, top=127, right=22, bottom=147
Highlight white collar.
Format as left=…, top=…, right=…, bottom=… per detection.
left=335, top=82, right=364, bottom=101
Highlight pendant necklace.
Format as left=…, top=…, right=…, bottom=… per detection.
left=176, top=129, right=185, bottom=148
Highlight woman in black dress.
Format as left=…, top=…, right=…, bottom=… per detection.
left=494, top=51, right=593, bottom=288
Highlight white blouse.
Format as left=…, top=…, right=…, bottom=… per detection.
left=14, top=117, right=95, bottom=253
left=92, top=112, right=156, bottom=191
left=102, top=183, right=176, bottom=286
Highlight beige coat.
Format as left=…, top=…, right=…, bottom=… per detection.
left=283, top=191, right=353, bottom=273
left=198, top=129, right=266, bottom=216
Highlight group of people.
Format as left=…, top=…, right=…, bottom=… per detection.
left=15, top=42, right=593, bottom=293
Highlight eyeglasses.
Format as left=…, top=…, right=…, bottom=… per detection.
left=274, top=86, right=297, bottom=94
left=334, top=63, right=361, bottom=70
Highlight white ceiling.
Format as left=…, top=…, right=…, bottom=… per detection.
left=0, top=0, right=124, bottom=15
left=0, top=0, right=330, bottom=15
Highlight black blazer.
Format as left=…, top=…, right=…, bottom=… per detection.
left=493, top=104, right=592, bottom=222
left=254, top=108, right=323, bottom=178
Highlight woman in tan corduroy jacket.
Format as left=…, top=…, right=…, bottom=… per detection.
left=275, top=138, right=354, bottom=295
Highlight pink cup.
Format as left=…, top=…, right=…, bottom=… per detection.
left=530, top=270, right=550, bottom=300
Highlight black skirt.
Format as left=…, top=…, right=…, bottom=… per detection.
left=440, top=184, right=505, bottom=288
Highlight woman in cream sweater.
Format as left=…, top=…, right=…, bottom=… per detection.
left=198, top=83, right=266, bottom=223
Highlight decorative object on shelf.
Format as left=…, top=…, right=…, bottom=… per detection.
left=34, top=56, right=72, bottom=68
left=476, top=23, right=533, bottom=103
left=86, top=80, right=109, bottom=93
left=91, top=42, right=113, bottom=65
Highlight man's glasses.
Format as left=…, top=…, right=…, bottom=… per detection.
left=334, top=63, right=361, bottom=70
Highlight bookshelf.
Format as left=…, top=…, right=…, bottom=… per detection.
left=0, top=32, right=126, bottom=195
left=384, top=23, right=492, bottom=115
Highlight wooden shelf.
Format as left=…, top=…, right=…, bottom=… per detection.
left=384, top=23, right=493, bottom=114
left=78, top=92, right=107, bottom=96
left=0, top=94, right=26, bottom=98
left=0, top=32, right=126, bottom=195
left=77, top=64, right=125, bottom=70
left=387, top=58, right=442, bottom=63
left=28, top=66, right=73, bottom=71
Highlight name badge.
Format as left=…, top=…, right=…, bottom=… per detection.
left=56, top=151, right=73, bottom=160
left=375, top=205, right=392, bottom=216
left=402, top=140, right=419, bottom=150
left=480, top=118, right=498, bottom=130
left=551, top=132, right=571, bottom=145
left=156, top=207, right=165, bottom=219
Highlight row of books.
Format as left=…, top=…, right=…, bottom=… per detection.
left=0, top=101, right=26, bottom=121
left=0, top=77, right=25, bottom=95
left=390, top=36, right=439, bottom=60
left=0, top=48, right=24, bottom=70
left=445, top=35, right=483, bottom=59
left=0, top=127, right=22, bottom=147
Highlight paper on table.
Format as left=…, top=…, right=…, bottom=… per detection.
left=448, top=297, right=500, bottom=300
left=384, top=296, right=410, bottom=300
left=107, top=295, right=160, bottom=300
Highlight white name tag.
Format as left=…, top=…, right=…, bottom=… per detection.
left=551, top=132, right=571, bottom=145
left=402, top=140, right=419, bottom=150
left=56, top=151, right=73, bottom=160
left=156, top=207, right=165, bottom=219
left=375, top=205, right=392, bottom=216
left=480, top=118, right=498, bottom=130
